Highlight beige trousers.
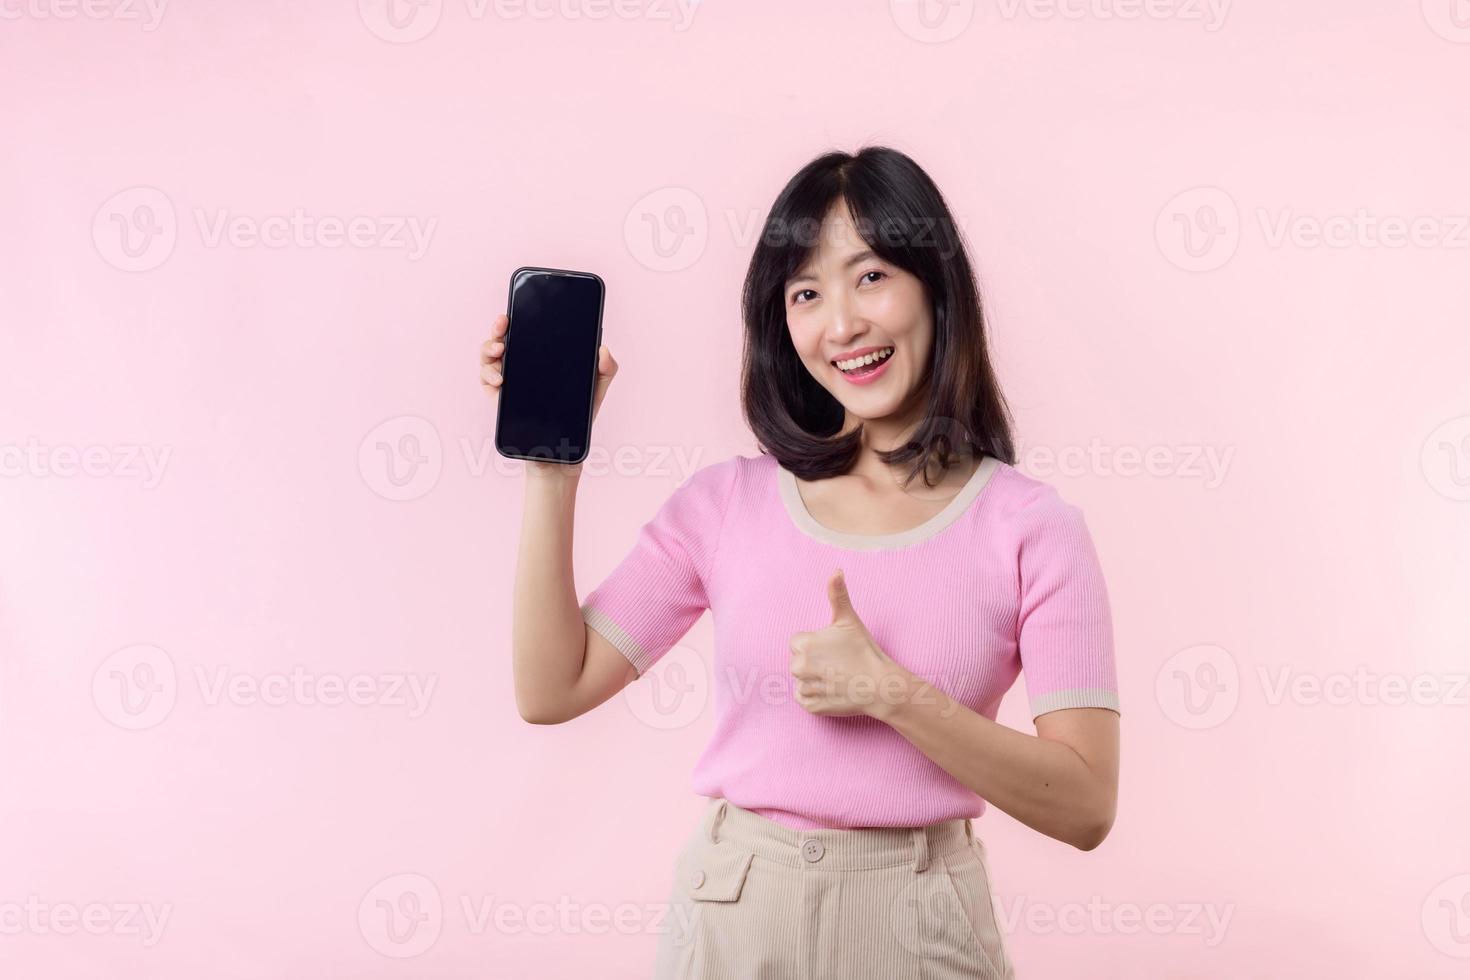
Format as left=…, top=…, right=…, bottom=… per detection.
left=652, top=797, right=1015, bottom=979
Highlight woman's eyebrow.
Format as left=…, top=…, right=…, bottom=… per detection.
left=786, top=249, right=879, bottom=287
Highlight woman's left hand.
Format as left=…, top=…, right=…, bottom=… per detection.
left=788, top=569, right=904, bottom=718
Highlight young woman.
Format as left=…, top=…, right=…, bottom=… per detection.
left=480, top=146, right=1120, bottom=979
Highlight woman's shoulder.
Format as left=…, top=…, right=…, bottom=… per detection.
left=649, top=452, right=763, bottom=548
left=669, top=449, right=763, bottom=502
left=982, top=456, right=1091, bottom=532
left=690, top=448, right=782, bottom=482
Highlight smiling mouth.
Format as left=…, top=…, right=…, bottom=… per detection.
left=832, top=346, right=895, bottom=375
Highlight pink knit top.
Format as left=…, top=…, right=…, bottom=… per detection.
left=579, top=450, right=1119, bottom=830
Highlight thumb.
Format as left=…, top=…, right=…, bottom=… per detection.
left=827, top=568, right=861, bottom=626
left=591, top=345, right=617, bottom=419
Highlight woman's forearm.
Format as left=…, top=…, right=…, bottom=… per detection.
left=510, top=466, right=588, bottom=723
left=868, top=665, right=1118, bottom=850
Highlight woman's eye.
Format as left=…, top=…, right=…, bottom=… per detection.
left=791, top=274, right=880, bottom=305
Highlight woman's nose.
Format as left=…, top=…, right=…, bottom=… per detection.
left=824, top=294, right=860, bottom=341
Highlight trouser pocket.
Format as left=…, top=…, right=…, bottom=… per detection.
left=923, top=841, right=1013, bottom=980
left=678, top=836, right=756, bottom=903
left=655, top=834, right=759, bottom=978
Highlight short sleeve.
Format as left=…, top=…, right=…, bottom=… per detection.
left=1013, top=490, right=1119, bottom=720
left=579, top=458, right=738, bottom=678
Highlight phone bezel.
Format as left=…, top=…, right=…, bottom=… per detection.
left=493, top=265, right=605, bottom=466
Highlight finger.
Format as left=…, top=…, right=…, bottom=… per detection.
left=591, top=347, right=618, bottom=413
left=491, top=313, right=508, bottom=338
left=597, top=344, right=618, bottom=379
left=480, top=338, right=505, bottom=364
left=828, top=568, right=858, bottom=625
left=480, top=364, right=502, bottom=387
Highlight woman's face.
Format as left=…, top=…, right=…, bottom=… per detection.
left=784, top=202, right=932, bottom=430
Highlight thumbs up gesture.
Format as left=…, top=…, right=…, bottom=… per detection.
left=788, top=569, right=901, bottom=718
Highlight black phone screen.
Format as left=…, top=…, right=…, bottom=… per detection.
left=494, top=268, right=603, bottom=465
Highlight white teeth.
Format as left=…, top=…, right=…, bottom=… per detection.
left=835, top=347, right=894, bottom=372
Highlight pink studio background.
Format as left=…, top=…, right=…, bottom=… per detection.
left=2, top=2, right=1468, bottom=977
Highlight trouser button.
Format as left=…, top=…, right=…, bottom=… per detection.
left=800, top=838, right=825, bottom=862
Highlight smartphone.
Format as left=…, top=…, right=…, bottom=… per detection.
left=494, top=266, right=604, bottom=465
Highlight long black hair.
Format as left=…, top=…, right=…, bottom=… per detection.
left=740, top=145, right=1016, bottom=487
